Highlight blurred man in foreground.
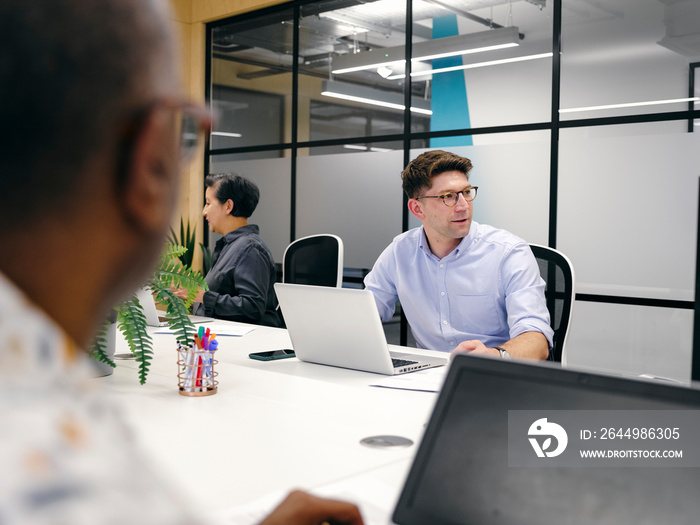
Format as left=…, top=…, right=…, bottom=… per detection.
left=0, top=1, right=362, bottom=523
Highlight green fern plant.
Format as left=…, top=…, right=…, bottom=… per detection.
left=90, top=242, right=208, bottom=384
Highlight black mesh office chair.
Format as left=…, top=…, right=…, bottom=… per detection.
left=529, top=244, right=575, bottom=364
left=282, top=234, right=344, bottom=287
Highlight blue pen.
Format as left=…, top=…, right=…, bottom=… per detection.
left=204, top=339, right=218, bottom=387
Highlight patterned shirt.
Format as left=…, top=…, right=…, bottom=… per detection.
left=0, top=272, right=199, bottom=524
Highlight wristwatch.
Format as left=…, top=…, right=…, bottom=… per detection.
left=495, top=346, right=512, bottom=360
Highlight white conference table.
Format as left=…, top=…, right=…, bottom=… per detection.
left=101, top=321, right=448, bottom=521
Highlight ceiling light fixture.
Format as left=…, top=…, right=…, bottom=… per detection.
left=343, top=144, right=393, bottom=152
left=559, top=97, right=700, bottom=114
left=337, top=24, right=369, bottom=34
left=387, top=52, right=553, bottom=79
left=321, top=80, right=432, bottom=115
left=211, top=131, right=243, bottom=138
left=318, top=12, right=386, bottom=36
left=376, top=66, right=393, bottom=79
left=331, top=26, right=520, bottom=75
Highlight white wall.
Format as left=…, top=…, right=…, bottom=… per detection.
left=410, top=133, right=551, bottom=246
left=296, top=151, right=405, bottom=269
left=558, top=127, right=699, bottom=380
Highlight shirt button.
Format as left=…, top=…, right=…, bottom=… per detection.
left=441, top=292, right=445, bottom=296
left=443, top=320, right=448, bottom=325
left=440, top=264, right=444, bottom=268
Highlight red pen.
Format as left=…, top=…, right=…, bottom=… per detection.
left=196, top=355, right=202, bottom=388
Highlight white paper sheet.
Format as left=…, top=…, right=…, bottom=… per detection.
left=154, top=323, right=255, bottom=337
left=369, top=365, right=449, bottom=393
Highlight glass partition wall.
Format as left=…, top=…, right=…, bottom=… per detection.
left=206, top=0, right=700, bottom=380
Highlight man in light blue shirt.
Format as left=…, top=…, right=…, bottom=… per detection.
left=364, top=150, right=553, bottom=360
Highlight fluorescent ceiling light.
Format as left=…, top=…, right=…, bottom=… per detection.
left=387, top=52, right=553, bottom=79
left=559, top=97, right=700, bottom=114
left=343, top=144, right=393, bottom=152
left=376, top=66, right=393, bottom=78
left=211, top=131, right=243, bottom=138
left=318, top=12, right=382, bottom=35
left=321, top=80, right=432, bottom=115
left=337, top=24, right=369, bottom=34
left=331, top=26, right=520, bottom=75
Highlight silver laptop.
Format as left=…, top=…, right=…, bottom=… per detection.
left=136, top=287, right=168, bottom=327
left=136, top=287, right=212, bottom=326
left=274, top=283, right=447, bottom=375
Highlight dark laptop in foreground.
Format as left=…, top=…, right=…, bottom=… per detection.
left=393, top=354, right=700, bottom=525
left=274, top=283, right=447, bottom=375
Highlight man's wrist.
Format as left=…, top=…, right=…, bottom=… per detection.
left=494, top=346, right=511, bottom=359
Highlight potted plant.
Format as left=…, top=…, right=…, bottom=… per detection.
left=170, top=216, right=214, bottom=276
left=90, top=242, right=208, bottom=384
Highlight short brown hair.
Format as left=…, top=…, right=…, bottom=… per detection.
left=401, top=150, right=473, bottom=199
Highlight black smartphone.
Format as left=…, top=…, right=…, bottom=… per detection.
left=249, top=349, right=296, bottom=361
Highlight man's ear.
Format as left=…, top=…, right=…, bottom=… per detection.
left=225, top=199, right=234, bottom=215
left=407, top=198, right=425, bottom=221
left=120, top=109, right=179, bottom=235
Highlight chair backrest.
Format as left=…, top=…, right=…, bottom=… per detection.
left=529, top=244, right=575, bottom=364
left=282, top=234, right=344, bottom=287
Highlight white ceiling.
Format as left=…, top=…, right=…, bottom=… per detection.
left=212, top=0, right=700, bottom=81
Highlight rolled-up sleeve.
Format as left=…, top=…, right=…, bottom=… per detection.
left=501, top=243, right=554, bottom=348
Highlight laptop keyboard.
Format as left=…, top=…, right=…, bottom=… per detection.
left=392, top=357, right=419, bottom=368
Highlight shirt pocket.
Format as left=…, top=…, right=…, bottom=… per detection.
left=205, top=267, right=225, bottom=292
left=452, top=293, right=506, bottom=335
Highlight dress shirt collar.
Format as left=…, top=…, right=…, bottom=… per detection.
left=417, top=221, right=479, bottom=260
left=216, top=223, right=260, bottom=249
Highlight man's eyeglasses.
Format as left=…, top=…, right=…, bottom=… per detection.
left=170, top=102, right=212, bottom=161
left=415, top=187, right=478, bottom=207
left=122, top=99, right=212, bottom=164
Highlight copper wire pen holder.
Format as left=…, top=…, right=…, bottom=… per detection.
left=177, top=344, right=218, bottom=396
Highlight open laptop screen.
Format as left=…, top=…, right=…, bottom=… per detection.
left=393, top=355, right=700, bottom=525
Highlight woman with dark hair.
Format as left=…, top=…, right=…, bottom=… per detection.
left=180, top=172, right=281, bottom=327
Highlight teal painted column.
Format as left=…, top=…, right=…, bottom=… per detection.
left=429, top=14, right=473, bottom=147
